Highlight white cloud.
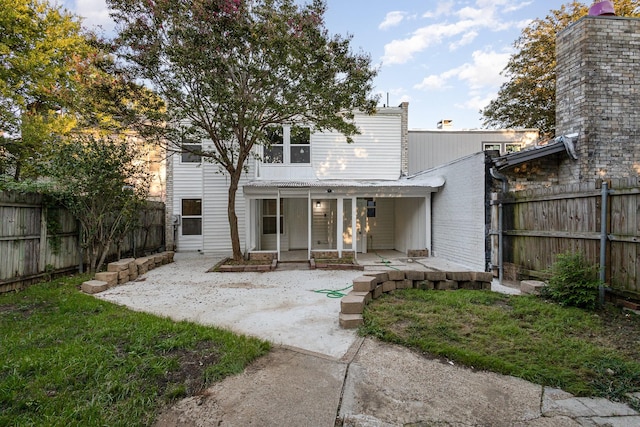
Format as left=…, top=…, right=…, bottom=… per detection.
left=456, top=49, right=510, bottom=88
left=423, top=1, right=455, bottom=18
left=449, top=30, right=478, bottom=50
left=73, top=0, right=116, bottom=34
left=379, top=11, right=407, bottom=30
left=414, top=75, right=450, bottom=91
left=455, top=93, right=497, bottom=112
left=382, top=20, right=477, bottom=65
left=414, top=49, right=510, bottom=92
left=383, top=0, right=524, bottom=65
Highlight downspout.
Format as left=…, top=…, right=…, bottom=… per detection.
left=490, top=168, right=508, bottom=286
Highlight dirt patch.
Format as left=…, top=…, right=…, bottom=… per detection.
left=594, top=306, right=640, bottom=360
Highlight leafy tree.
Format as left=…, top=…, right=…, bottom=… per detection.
left=482, top=0, right=640, bottom=138
left=108, top=0, right=379, bottom=261
left=46, top=136, right=151, bottom=273
left=0, top=0, right=87, bottom=179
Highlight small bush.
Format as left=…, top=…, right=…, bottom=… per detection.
left=542, top=252, right=600, bottom=309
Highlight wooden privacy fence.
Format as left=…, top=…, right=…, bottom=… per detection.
left=0, top=191, right=165, bottom=293
left=492, top=178, right=640, bottom=299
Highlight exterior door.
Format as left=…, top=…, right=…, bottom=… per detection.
left=288, top=199, right=308, bottom=249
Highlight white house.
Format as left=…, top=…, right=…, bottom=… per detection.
left=166, top=103, right=445, bottom=260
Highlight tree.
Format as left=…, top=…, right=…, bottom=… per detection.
left=108, top=0, right=379, bottom=261
left=0, top=0, right=87, bottom=179
left=46, top=136, right=151, bottom=273
left=481, top=0, right=640, bottom=138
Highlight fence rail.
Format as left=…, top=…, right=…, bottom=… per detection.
left=493, top=178, right=640, bottom=299
left=0, top=191, right=165, bottom=293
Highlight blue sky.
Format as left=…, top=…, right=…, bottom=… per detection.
left=59, top=0, right=575, bottom=129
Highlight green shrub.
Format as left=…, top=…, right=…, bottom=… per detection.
left=542, top=251, right=600, bottom=309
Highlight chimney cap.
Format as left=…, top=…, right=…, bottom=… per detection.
left=589, top=1, right=615, bottom=16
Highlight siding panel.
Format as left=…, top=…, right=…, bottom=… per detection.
left=419, top=153, right=487, bottom=270
left=408, top=129, right=538, bottom=174
left=313, top=114, right=402, bottom=180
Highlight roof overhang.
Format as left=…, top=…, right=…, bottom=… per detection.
left=243, top=176, right=445, bottom=198
left=493, top=133, right=579, bottom=170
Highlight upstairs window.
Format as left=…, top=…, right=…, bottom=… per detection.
left=290, top=126, right=310, bottom=163
left=263, top=126, right=284, bottom=163
left=263, top=125, right=310, bottom=164
left=181, top=143, right=202, bottom=163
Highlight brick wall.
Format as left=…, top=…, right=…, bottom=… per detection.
left=556, top=16, right=640, bottom=184
left=503, top=157, right=561, bottom=191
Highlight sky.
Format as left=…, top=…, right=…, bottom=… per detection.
left=58, top=0, right=577, bottom=130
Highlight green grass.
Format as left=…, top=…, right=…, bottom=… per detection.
left=361, top=289, right=640, bottom=405
left=0, top=275, right=270, bottom=427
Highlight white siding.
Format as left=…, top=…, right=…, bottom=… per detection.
left=201, top=166, right=249, bottom=255
left=312, top=199, right=336, bottom=249
left=408, top=129, right=539, bottom=174
left=394, top=198, right=427, bottom=253
left=171, top=148, right=252, bottom=255
left=418, top=153, right=487, bottom=270
left=312, top=113, right=402, bottom=180
left=171, top=154, right=204, bottom=251
left=366, top=198, right=394, bottom=250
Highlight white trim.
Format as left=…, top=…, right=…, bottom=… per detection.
left=337, top=197, right=344, bottom=257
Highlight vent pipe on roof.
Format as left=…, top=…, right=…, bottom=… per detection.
left=589, top=1, right=615, bottom=16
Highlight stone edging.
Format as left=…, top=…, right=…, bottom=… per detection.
left=80, top=251, right=175, bottom=294
left=339, top=270, right=493, bottom=329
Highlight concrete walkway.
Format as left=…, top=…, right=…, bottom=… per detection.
left=95, top=253, right=640, bottom=426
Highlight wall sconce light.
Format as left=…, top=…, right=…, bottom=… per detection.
left=316, top=201, right=321, bottom=208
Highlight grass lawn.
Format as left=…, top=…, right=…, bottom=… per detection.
left=361, top=289, right=640, bottom=407
left=0, top=274, right=270, bottom=426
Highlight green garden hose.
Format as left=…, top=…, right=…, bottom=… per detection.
left=314, top=284, right=353, bottom=298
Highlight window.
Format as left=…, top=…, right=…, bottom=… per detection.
left=262, top=199, right=284, bottom=234
left=290, top=126, right=310, bottom=163
left=482, top=142, right=522, bottom=155
left=483, top=142, right=523, bottom=155
left=366, top=198, right=376, bottom=218
left=263, top=125, right=310, bottom=164
left=505, top=143, right=522, bottom=154
left=483, top=143, right=502, bottom=152
left=182, top=199, right=202, bottom=235
left=263, top=126, right=284, bottom=163
left=181, top=143, right=202, bottom=163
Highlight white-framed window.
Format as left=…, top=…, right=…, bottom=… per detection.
left=181, top=199, right=202, bottom=235
left=263, top=127, right=284, bottom=163
left=483, top=142, right=523, bottom=155
left=262, top=199, right=284, bottom=234
left=181, top=142, right=202, bottom=163
left=264, top=125, right=310, bottom=164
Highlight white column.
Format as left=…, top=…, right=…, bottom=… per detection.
left=244, top=198, right=251, bottom=255
left=425, top=194, right=432, bottom=254
left=352, top=196, right=357, bottom=259
left=308, top=189, right=312, bottom=260
left=337, top=197, right=343, bottom=257
left=276, top=190, right=281, bottom=261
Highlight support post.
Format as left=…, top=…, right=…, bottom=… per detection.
left=599, top=181, right=608, bottom=307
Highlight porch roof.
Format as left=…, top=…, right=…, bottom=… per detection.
left=243, top=175, right=445, bottom=197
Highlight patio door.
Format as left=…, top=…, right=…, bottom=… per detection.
left=288, top=198, right=308, bottom=249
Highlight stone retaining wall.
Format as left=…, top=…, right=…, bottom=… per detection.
left=339, top=270, right=493, bottom=329
left=81, top=251, right=175, bottom=294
